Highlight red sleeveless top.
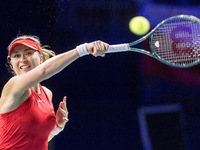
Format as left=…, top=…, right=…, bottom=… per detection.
left=0, top=85, right=56, bottom=150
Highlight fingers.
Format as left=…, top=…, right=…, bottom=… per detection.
left=59, top=107, right=68, bottom=116
left=58, top=96, right=69, bottom=120
left=59, top=96, right=67, bottom=110
left=63, top=96, right=67, bottom=109
left=92, top=41, right=109, bottom=57
left=59, top=97, right=68, bottom=115
left=55, top=96, right=70, bottom=129
left=63, top=117, right=69, bottom=123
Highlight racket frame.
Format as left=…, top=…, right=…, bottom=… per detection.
left=128, top=15, right=200, bottom=68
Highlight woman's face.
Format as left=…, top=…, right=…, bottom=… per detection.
left=10, top=44, right=43, bottom=75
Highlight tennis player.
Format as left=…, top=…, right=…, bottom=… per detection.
left=0, top=35, right=109, bottom=150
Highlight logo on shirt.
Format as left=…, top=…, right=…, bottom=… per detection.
left=38, top=99, right=44, bottom=103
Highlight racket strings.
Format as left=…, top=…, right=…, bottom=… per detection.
left=152, top=18, right=200, bottom=66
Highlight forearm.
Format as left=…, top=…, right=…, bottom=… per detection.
left=40, top=49, right=80, bottom=80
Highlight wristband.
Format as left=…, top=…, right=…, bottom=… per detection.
left=76, top=43, right=89, bottom=57
left=50, top=124, right=64, bottom=135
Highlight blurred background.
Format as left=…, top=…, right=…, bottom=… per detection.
left=0, top=0, right=200, bottom=150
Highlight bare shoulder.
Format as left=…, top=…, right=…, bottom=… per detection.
left=42, top=86, right=53, bottom=101
left=0, top=77, right=31, bottom=113
left=1, top=76, right=20, bottom=98
left=2, top=75, right=31, bottom=99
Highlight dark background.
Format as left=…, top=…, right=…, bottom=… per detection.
left=0, top=0, right=200, bottom=150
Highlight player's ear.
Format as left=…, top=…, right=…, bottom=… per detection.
left=7, top=56, right=14, bottom=71
left=7, top=56, right=12, bottom=64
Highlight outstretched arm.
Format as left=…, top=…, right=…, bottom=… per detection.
left=0, top=41, right=109, bottom=113
left=7, top=41, right=109, bottom=94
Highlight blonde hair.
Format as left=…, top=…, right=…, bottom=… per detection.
left=6, top=35, right=56, bottom=75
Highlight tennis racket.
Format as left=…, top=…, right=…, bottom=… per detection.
left=106, top=15, right=200, bottom=68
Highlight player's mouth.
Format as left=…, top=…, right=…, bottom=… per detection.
left=20, top=65, right=31, bottom=70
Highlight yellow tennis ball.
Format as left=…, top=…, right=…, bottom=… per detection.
left=129, top=16, right=150, bottom=35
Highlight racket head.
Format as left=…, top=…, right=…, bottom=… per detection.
left=150, top=15, right=200, bottom=68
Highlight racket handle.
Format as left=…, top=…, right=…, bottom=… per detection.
left=106, top=44, right=130, bottom=53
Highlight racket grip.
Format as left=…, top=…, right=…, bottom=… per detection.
left=106, top=44, right=130, bottom=53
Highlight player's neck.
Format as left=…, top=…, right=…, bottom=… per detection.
left=31, top=84, right=41, bottom=94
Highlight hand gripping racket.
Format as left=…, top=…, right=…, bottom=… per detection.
left=107, top=15, right=200, bottom=68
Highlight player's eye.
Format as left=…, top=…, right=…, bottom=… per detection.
left=11, top=54, right=21, bottom=58
left=25, top=50, right=34, bottom=56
